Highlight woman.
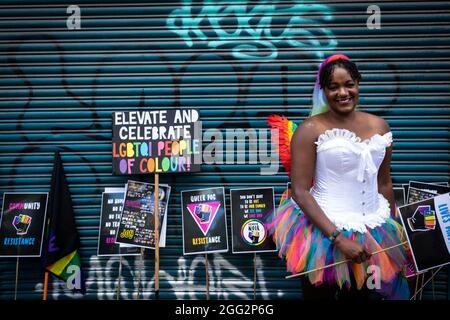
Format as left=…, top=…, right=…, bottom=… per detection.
left=267, top=54, right=409, bottom=300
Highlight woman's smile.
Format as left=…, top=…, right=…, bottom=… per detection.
left=335, top=96, right=353, bottom=106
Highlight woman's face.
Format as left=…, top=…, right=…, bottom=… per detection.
left=323, top=66, right=359, bottom=115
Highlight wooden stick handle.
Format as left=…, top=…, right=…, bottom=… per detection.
left=14, top=257, right=19, bottom=300
left=286, top=241, right=408, bottom=279
left=117, top=256, right=122, bottom=300
left=410, top=266, right=443, bottom=300
left=253, top=253, right=257, bottom=300
left=137, top=248, right=144, bottom=299
left=154, top=173, right=160, bottom=298
left=43, top=271, right=49, bottom=300
left=205, top=254, right=209, bottom=300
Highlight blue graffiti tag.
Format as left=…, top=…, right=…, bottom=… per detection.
left=167, top=0, right=337, bottom=60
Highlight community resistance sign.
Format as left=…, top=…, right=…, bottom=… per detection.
left=115, top=180, right=170, bottom=249
left=181, top=187, right=228, bottom=255
left=399, top=192, right=450, bottom=274
left=230, top=188, right=276, bottom=254
left=0, top=193, right=48, bottom=257
left=97, top=191, right=140, bottom=256
left=112, top=109, right=201, bottom=175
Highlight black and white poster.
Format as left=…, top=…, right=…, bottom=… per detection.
left=0, top=193, right=48, bottom=257
left=97, top=190, right=140, bottom=256
left=112, top=109, right=201, bottom=175
left=398, top=193, right=450, bottom=274
left=230, top=188, right=276, bottom=254
left=402, top=180, right=450, bottom=203
left=181, top=187, right=228, bottom=255
left=115, top=180, right=170, bottom=249
left=407, top=187, right=438, bottom=204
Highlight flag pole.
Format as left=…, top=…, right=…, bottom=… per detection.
left=154, top=173, right=160, bottom=300
left=137, top=248, right=144, bottom=299
left=432, top=271, right=436, bottom=300
left=14, top=257, right=19, bottom=300
left=410, top=266, right=443, bottom=300
left=419, top=273, right=425, bottom=300
left=413, top=273, right=419, bottom=300
left=117, top=255, right=123, bottom=300
left=253, top=253, right=256, bottom=300
left=205, top=253, right=209, bottom=300
left=43, top=196, right=50, bottom=301
left=43, top=272, right=49, bottom=300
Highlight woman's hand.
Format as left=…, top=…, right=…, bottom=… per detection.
left=334, top=234, right=372, bottom=264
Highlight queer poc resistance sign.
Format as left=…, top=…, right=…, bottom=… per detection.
left=112, top=109, right=201, bottom=175
left=181, top=187, right=228, bottom=255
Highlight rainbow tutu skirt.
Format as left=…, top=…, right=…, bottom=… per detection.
left=266, top=198, right=410, bottom=299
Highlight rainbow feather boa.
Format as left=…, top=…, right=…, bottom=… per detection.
left=267, top=114, right=297, bottom=176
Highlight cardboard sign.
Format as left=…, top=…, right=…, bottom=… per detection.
left=0, top=193, right=48, bottom=257
left=115, top=180, right=170, bottom=249
left=97, top=191, right=140, bottom=256
left=112, top=109, right=201, bottom=175
left=181, top=187, right=228, bottom=255
left=230, top=188, right=276, bottom=254
left=398, top=193, right=450, bottom=274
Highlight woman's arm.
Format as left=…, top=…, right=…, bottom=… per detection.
left=290, top=119, right=370, bottom=263
left=377, top=121, right=396, bottom=217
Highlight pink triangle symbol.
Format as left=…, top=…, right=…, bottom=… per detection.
left=186, top=201, right=221, bottom=236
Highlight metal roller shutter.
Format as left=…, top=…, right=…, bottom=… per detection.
left=0, top=0, right=449, bottom=300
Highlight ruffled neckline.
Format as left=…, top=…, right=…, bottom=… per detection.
left=315, top=128, right=393, bottom=147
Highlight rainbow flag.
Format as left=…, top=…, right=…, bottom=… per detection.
left=424, top=209, right=436, bottom=230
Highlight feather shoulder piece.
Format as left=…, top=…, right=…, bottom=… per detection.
left=267, top=114, right=297, bottom=177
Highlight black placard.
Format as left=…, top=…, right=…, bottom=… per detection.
left=115, top=180, right=170, bottom=249
left=181, top=187, right=228, bottom=255
left=403, top=181, right=450, bottom=204
left=230, top=188, right=276, bottom=254
left=407, top=187, right=437, bottom=204
left=97, top=191, right=140, bottom=256
left=407, top=181, right=450, bottom=203
left=112, top=109, right=201, bottom=175
left=0, top=193, right=48, bottom=257
left=398, top=193, right=450, bottom=274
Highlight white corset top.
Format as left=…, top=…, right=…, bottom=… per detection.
left=309, top=128, right=393, bottom=233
